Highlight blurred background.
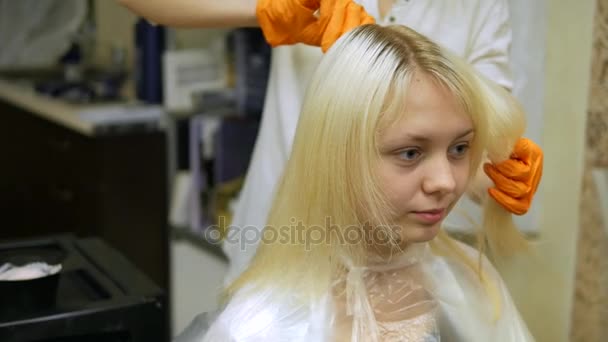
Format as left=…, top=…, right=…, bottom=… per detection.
left=0, top=0, right=605, bottom=341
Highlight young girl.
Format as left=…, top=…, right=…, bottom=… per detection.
left=199, top=24, right=535, bottom=341
left=119, top=0, right=542, bottom=285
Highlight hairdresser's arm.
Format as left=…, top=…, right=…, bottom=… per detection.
left=117, top=0, right=259, bottom=28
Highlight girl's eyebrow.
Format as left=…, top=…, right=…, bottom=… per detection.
left=405, top=128, right=475, bottom=142
left=454, top=128, right=475, bottom=139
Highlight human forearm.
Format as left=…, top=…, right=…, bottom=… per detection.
left=117, top=0, right=258, bottom=28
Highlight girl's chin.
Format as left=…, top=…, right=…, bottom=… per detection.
left=367, top=220, right=443, bottom=252
left=398, top=222, right=442, bottom=244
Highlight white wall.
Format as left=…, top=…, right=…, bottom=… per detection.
left=170, top=240, right=228, bottom=336
left=498, top=0, right=594, bottom=341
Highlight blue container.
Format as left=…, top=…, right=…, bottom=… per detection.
left=135, top=18, right=166, bottom=104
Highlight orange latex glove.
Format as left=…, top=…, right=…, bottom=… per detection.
left=317, top=0, right=375, bottom=52
left=256, top=0, right=375, bottom=52
left=483, top=138, right=543, bottom=215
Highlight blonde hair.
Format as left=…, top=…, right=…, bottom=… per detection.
left=225, top=24, right=527, bottom=312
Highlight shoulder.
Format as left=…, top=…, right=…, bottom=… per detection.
left=201, top=286, right=320, bottom=341
left=429, top=239, right=535, bottom=340
left=431, top=238, right=506, bottom=293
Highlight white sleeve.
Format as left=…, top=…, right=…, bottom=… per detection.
left=467, top=0, right=513, bottom=90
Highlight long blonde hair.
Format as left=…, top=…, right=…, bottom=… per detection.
left=225, top=24, right=527, bottom=308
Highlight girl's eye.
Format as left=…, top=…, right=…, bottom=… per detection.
left=398, top=148, right=421, bottom=162
left=449, top=143, right=470, bottom=159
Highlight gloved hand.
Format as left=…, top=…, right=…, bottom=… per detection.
left=256, top=0, right=375, bottom=52
left=317, top=0, right=375, bottom=52
left=483, top=138, right=543, bottom=215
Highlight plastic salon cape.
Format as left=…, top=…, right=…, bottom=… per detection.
left=184, top=241, right=534, bottom=342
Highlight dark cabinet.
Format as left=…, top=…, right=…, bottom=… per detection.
left=0, top=100, right=169, bottom=292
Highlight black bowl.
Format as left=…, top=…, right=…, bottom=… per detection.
left=0, top=245, right=65, bottom=320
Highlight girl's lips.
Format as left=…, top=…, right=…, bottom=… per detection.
left=411, top=209, right=445, bottom=225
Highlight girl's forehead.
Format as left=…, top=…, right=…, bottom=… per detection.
left=378, top=75, right=467, bottom=132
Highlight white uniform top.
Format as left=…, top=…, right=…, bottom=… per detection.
left=222, top=0, right=513, bottom=284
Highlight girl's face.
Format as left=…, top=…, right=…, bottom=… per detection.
left=376, top=72, right=474, bottom=245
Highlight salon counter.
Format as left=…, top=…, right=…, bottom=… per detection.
left=0, top=79, right=170, bottom=292
left=0, top=78, right=95, bottom=136
left=0, top=77, right=166, bottom=137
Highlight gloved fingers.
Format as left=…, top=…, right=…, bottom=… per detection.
left=291, top=0, right=322, bottom=24
left=529, top=159, right=543, bottom=195
left=320, top=0, right=347, bottom=51
left=321, top=0, right=375, bottom=52
left=346, top=3, right=374, bottom=34
left=300, top=0, right=321, bottom=10
left=291, top=7, right=326, bottom=46
left=488, top=159, right=531, bottom=181
left=298, top=23, right=324, bottom=45
left=257, top=0, right=322, bottom=46
left=343, top=2, right=365, bottom=31
left=258, top=0, right=376, bottom=49
left=262, top=0, right=317, bottom=22
left=326, top=2, right=361, bottom=50
left=509, top=137, right=543, bottom=193
left=511, top=137, right=543, bottom=166
left=304, top=0, right=353, bottom=49
left=488, top=188, right=530, bottom=215
left=318, top=0, right=340, bottom=22
left=484, top=163, right=531, bottom=198
left=483, top=137, right=542, bottom=216
left=511, top=137, right=531, bottom=159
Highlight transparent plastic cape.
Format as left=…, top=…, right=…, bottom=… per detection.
left=194, top=241, right=534, bottom=342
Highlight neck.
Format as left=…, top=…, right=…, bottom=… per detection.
left=362, top=242, right=428, bottom=271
